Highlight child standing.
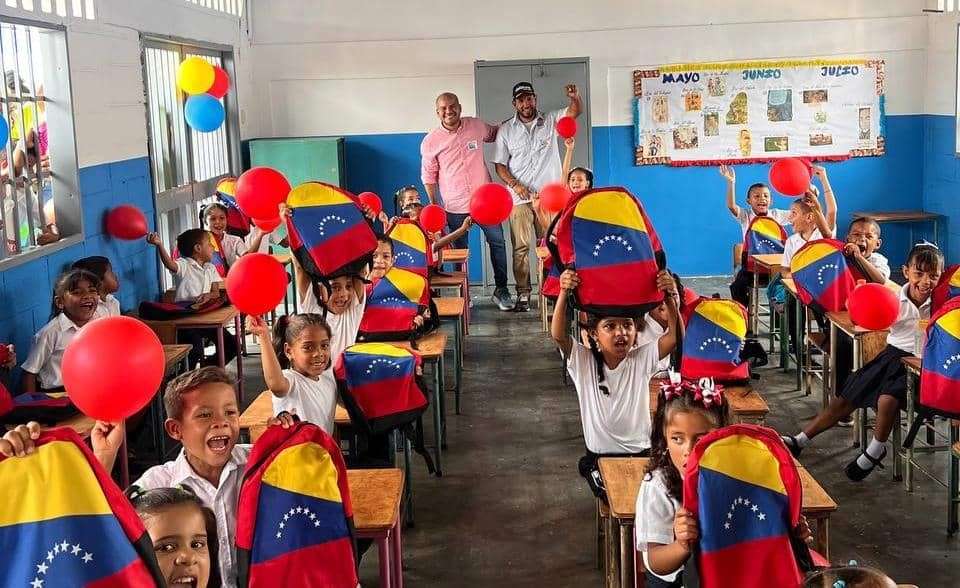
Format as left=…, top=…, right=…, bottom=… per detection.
left=248, top=313, right=337, bottom=435
left=782, top=243, right=944, bottom=480
left=21, top=269, right=100, bottom=392
left=71, top=255, right=121, bottom=318
left=635, top=377, right=731, bottom=587
left=391, top=185, right=473, bottom=252
left=202, top=203, right=266, bottom=271
left=370, top=234, right=395, bottom=280
left=551, top=268, right=681, bottom=497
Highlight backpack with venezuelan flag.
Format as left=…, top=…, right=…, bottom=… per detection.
left=933, top=264, right=960, bottom=313
left=358, top=267, right=439, bottom=343
left=548, top=187, right=666, bottom=317
left=789, top=238, right=868, bottom=314
left=681, top=297, right=750, bottom=382
left=743, top=216, right=787, bottom=273
left=0, top=385, right=78, bottom=425
left=683, top=424, right=815, bottom=588
left=387, top=218, right=436, bottom=277
left=0, top=428, right=164, bottom=587
left=540, top=214, right=563, bottom=301
left=236, top=421, right=358, bottom=588
left=285, top=181, right=377, bottom=282
left=215, top=176, right=252, bottom=238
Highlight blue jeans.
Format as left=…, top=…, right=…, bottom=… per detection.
left=446, top=211, right=508, bottom=290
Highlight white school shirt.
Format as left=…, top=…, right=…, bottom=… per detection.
left=21, top=313, right=83, bottom=389
left=781, top=228, right=824, bottom=268
left=174, top=257, right=222, bottom=302
left=566, top=337, right=660, bottom=454
left=218, top=233, right=247, bottom=267
left=887, top=283, right=932, bottom=353
left=492, top=107, right=567, bottom=201
left=298, top=286, right=366, bottom=365
left=635, top=315, right=670, bottom=373
left=272, top=368, right=338, bottom=435
left=245, top=227, right=285, bottom=254
left=865, top=251, right=891, bottom=282
left=736, top=208, right=792, bottom=237
left=134, top=444, right=251, bottom=588
left=635, top=469, right=683, bottom=583
left=93, top=293, right=121, bottom=319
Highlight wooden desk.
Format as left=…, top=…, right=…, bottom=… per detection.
left=752, top=253, right=784, bottom=274
left=163, top=344, right=192, bottom=372
left=440, top=248, right=468, bottom=266
left=349, top=468, right=405, bottom=588
left=435, top=297, right=465, bottom=414
left=747, top=253, right=783, bottom=335
left=852, top=211, right=943, bottom=252
left=239, top=390, right=350, bottom=443
left=648, top=379, right=769, bottom=424
left=430, top=271, right=470, bottom=334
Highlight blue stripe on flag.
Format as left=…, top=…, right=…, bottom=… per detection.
left=292, top=202, right=367, bottom=245
left=791, top=249, right=846, bottom=301
left=572, top=217, right=653, bottom=269
left=251, top=483, right=351, bottom=564
left=344, top=351, right=417, bottom=389
left=685, top=313, right=743, bottom=363
left=697, top=467, right=790, bottom=553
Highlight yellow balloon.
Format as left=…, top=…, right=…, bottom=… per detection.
left=177, top=57, right=215, bottom=95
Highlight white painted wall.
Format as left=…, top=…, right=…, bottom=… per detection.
left=925, top=11, right=959, bottom=116
left=249, top=0, right=929, bottom=138
left=0, top=0, right=250, bottom=168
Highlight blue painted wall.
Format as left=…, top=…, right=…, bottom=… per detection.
left=338, top=115, right=928, bottom=280
left=922, top=115, right=959, bottom=265
left=0, top=156, right=159, bottom=388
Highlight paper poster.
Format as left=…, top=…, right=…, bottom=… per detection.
left=633, top=58, right=885, bottom=166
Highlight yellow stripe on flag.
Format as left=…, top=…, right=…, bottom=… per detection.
left=348, top=342, right=412, bottom=359
left=385, top=268, right=426, bottom=302
left=287, top=182, right=353, bottom=208
left=750, top=218, right=783, bottom=242
left=0, top=440, right=112, bottom=526
left=573, top=190, right=647, bottom=232
left=950, top=272, right=960, bottom=288
left=937, top=309, right=960, bottom=341
left=695, top=300, right=747, bottom=338
left=262, top=442, right=344, bottom=502
left=216, top=178, right=236, bottom=197
left=789, top=241, right=835, bottom=275
left=698, top=434, right=788, bottom=495
left=390, top=224, right=427, bottom=252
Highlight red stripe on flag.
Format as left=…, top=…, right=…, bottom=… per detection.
left=699, top=535, right=802, bottom=588
left=359, top=306, right=417, bottom=333
left=681, top=357, right=749, bottom=381
left=577, top=260, right=661, bottom=306
left=350, top=377, right=427, bottom=420
left=817, top=274, right=856, bottom=313
left=920, top=369, right=960, bottom=414
left=306, top=223, right=376, bottom=275
left=248, top=537, right=358, bottom=588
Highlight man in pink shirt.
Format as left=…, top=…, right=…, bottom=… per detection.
left=421, top=92, right=512, bottom=311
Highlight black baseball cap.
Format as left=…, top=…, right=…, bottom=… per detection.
left=512, top=82, right=535, bottom=100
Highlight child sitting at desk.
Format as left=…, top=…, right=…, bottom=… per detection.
left=72, top=255, right=121, bottom=318
left=782, top=243, right=944, bottom=481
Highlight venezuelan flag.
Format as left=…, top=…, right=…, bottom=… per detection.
left=360, top=268, right=424, bottom=333
left=789, top=239, right=856, bottom=312
left=685, top=425, right=803, bottom=588
left=390, top=222, right=430, bottom=276
left=210, top=232, right=228, bottom=277
left=933, top=265, right=960, bottom=312
left=921, top=302, right=960, bottom=416
left=0, top=430, right=160, bottom=587
left=682, top=299, right=749, bottom=380
left=337, top=343, right=424, bottom=421
left=216, top=177, right=238, bottom=202
left=745, top=217, right=786, bottom=272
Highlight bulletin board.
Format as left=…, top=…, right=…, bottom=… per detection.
left=632, top=58, right=885, bottom=166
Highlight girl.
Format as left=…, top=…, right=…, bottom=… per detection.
left=247, top=313, right=337, bottom=435
left=551, top=267, right=680, bottom=498
left=636, top=376, right=731, bottom=587
left=21, top=269, right=101, bottom=392
left=390, top=185, right=473, bottom=251
left=532, top=137, right=592, bottom=232
left=71, top=255, right=121, bottom=318
left=201, top=203, right=265, bottom=271
left=370, top=234, right=394, bottom=280
left=129, top=486, right=221, bottom=588
left=782, top=243, right=944, bottom=481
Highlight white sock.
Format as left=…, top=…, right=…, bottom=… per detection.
left=795, top=432, right=811, bottom=448
left=856, top=438, right=886, bottom=469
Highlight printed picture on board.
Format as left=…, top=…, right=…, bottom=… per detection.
left=726, top=92, right=748, bottom=125
left=810, top=133, right=833, bottom=146
left=859, top=107, right=871, bottom=140
left=738, top=129, right=752, bottom=156
left=703, top=111, right=719, bottom=137
left=767, top=89, right=793, bottom=122
left=764, top=136, right=789, bottom=152
left=685, top=90, right=703, bottom=112
left=652, top=95, right=669, bottom=124
left=644, top=133, right=665, bottom=158
left=814, top=110, right=828, bottom=124
left=673, top=125, right=699, bottom=150
left=802, top=89, right=828, bottom=104
left=707, top=75, right=726, bottom=97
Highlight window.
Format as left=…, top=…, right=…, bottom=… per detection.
left=2, top=0, right=96, bottom=20
left=0, top=19, right=81, bottom=264
left=182, top=0, right=243, bottom=17
left=141, top=38, right=237, bottom=288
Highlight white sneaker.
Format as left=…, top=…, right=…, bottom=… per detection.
left=492, top=288, right=514, bottom=311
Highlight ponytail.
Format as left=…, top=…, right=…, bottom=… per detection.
left=273, top=315, right=292, bottom=369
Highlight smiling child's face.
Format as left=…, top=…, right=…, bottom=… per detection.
left=165, top=382, right=239, bottom=473
left=143, top=503, right=211, bottom=588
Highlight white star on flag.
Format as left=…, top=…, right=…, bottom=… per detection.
left=36, top=562, right=48, bottom=575
left=71, top=544, right=82, bottom=555
left=309, top=513, right=317, bottom=521
left=724, top=522, right=730, bottom=530
left=30, top=578, right=43, bottom=588
left=82, top=553, right=93, bottom=564
left=279, top=522, right=285, bottom=529
left=283, top=514, right=290, bottom=521
left=758, top=513, right=766, bottom=521
left=59, top=540, right=69, bottom=552
left=296, top=507, right=303, bottom=514
left=53, top=545, right=60, bottom=555
left=314, top=520, right=321, bottom=527
left=751, top=505, right=759, bottom=512
left=276, top=532, right=282, bottom=539
left=46, top=551, right=54, bottom=562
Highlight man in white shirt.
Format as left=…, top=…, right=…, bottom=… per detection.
left=493, top=81, right=582, bottom=312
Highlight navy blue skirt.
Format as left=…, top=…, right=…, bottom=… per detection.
left=838, top=345, right=912, bottom=409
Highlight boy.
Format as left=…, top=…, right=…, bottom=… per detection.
left=0, top=367, right=295, bottom=588
left=71, top=255, right=121, bottom=318
left=782, top=191, right=835, bottom=267
left=844, top=216, right=890, bottom=283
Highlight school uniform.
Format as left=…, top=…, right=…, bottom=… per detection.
left=93, top=293, right=121, bottom=319
left=838, top=284, right=930, bottom=408
left=635, top=469, right=684, bottom=587
left=272, top=368, right=338, bottom=435
left=866, top=251, right=891, bottom=281
left=173, top=257, right=236, bottom=367
left=635, top=315, right=671, bottom=374
left=298, top=285, right=366, bottom=365
left=218, top=233, right=247, bottom=267
left=134, top=444, right=251, bottom=588
left=729, top=209, right=792, bottom=308
left=21, top=313, right=84, bottom=390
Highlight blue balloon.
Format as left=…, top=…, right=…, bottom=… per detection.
left=184, top=94, right=225, bottom=132
left=0, top=117, right=8, bottom=147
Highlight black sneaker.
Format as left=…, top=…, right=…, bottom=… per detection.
left=492, top=288, right=514, bottom=311
left=837, top=415, right=854, bottom=428
left=781, top=435, right=804, bottom=459
left=845, top=447, right=886, bottom=481
left=513, top=294, right=530, bottom=312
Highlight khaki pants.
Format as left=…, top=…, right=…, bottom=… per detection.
left=508, top=202, right=543, bottom=296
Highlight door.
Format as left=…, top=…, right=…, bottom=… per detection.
left=474, top=57, right=591, bottom=290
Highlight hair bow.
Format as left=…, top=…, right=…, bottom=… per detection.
left=695, top=377, right=724, bottom=408
left=660, top=371, right=694, bottom=401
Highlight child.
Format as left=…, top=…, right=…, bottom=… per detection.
left=551, top=267, right=681, bottom=497
left=532, top=137, right=592, bottom=232
left=201, top=202, right=266, bottom=269
left=293, top=261, right=366, bottom=366
left=635, top=377, right=731, bottom=587
left=248, top=313, right=337, bottom=435
left=370, top=234, right=394, bottom=280
left=782, top=243, right=944, bottom=481
left=21, top=269, right=100, bottom=392
left=804, top=565, right=901, bottom=588
left=782, top=191, right=836, bottom=267
left=129, top=486, right=221, bottom=588
left=844, top=216, right=890, bottom=283
left=71, top=255, right=121, bottom=318
left=391, top=185, right=473, bottom=252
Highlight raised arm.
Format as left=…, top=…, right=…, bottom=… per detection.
left=564, top=84, right=582, bottom=119
left=719, top=165, right=740, bottom=218
left=804, top=194, right=834, bottom=240
left=147, top=232, right=178, bottom=274
left=245, top=227, right=266, bottom=255
left=812, top=165, right=837, bottom=233
left=655, top=271, right=682, bottom=360
left=551, top=270, right=579, bottom=356
left=561, top=137, right=575, bottom=184
left=433, top=216, right=472, bottom=250
left=248, top=316, right=291, bottom=397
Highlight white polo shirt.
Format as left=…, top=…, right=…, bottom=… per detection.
left=493, top=107, right=567, bottom=201
left=93, top=293, right=121, bottom=319
left=888, top=283, right=932, bottom=353
left=219, top=233, right=247, bottom=267
left=21, top=313, right=84, bottom=389
left=134, top=444, right=251, bottom=588
left=298, top=286, right=366, bottom=365
left=865, top=252, right=892, bottom=282
left=272, top=368, right=338, bottom=435
left=174, top=257, right=222, bottom=302
left=782, top=228, right=825, bottom=268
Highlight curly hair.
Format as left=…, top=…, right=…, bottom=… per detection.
left=645, top=383, right=731, bottom=502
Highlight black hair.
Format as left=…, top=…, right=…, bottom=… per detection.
left=645, top=384, right=731, bottom=501
left=802, top=565, right=896, bottom=588
left=50, top=269, right=100, bottom=319
left=273, top=313, right=333, bottom=370
left=746, top=182, right=768, bottom=199
left=581, top=313, right=644, bottom=395
left=199, top=202, right=229, bottom=228
left=71, top=256, right=112, bottom=281
left=567, top=167, right=594, bottom=189
left=905, top=242, right=944, bottom=274
left=177, top=228, right=209, bottom=259
left=847, top=216, right=882, bottom=237
left=394, top=185, right=422, bottom=217
left=375, top=233, right=394, bottom=253
left=128, top=485, right=222, bottom=588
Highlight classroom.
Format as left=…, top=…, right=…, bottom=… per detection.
left=0, top=1, right=959, bottom=586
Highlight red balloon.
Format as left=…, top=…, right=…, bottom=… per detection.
left=236, top=167, right=291, bottom=220
left=469, top=183, right=513, bottom=226
left=539, top=182, right=572, bottom=213
left=848, top=282, right=899, bottom=330
left=253, top=216, right=282, bottom=233
left=769, top=158, right=811, bottom=196
left=556, top=116, right=577, bottom=139
left=208, top=66, right=230, bottom=99
left=62, top=316, right=165, bottom=421
left=358, top=192, right=383, bottom=216
left=419, top=204, right=447, bottom=233
left=226, top=253, right=288, bottom=315
left=105, top=204, right=148, bottom=240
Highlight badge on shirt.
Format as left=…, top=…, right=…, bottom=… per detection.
left=466, top=140, right=479, bottom=151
